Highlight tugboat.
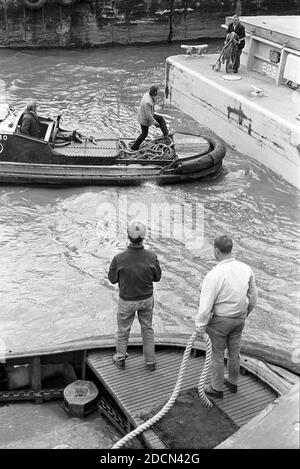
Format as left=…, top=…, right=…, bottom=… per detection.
left=0, top=104, right=226, bottom=186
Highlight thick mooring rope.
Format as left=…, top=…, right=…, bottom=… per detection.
left=220, top=36, right=237, bottom=65
left=197, top=333, right=213, bottom=407
left=112, top=331, right=213, bottom=449
left=118, top=136, right=175, bottom=161
left=212, top=34, right=237, bottom=71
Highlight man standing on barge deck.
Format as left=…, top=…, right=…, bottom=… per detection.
left=108, top=220, right=161, bottom=371
left=195, top=235, right=257, bottom=399
left=227, top=15, right=245, bottom=73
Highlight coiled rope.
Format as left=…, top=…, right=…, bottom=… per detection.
left=219, top=35, right=237, bottom=65
left=212, top=33, right=237, bottom=71
left=112, top=331, right=212, bottom=449
left=118, top=136, right=175, bottom=161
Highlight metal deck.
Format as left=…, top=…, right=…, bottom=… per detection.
left=54, top=138, right=118, bottom=158
left=86, top=346, right=277, bottom=448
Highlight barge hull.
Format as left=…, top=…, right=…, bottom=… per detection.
left=165, top=28, right=300, bottom=190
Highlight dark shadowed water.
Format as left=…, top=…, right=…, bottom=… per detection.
left=0, top=43, right=299, bottom=373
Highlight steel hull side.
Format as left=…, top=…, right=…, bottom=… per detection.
left=0, top=161, right=222, bottom=185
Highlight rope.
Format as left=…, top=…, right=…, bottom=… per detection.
left=219, top=37, right=237, bottom=65
left=112, top=331, right=212, bottom=449
left=213, top=34, right=237, bottom=70
left=197, top=333, right=213, bottom=407
left=118, top=136, right=175, bottom=161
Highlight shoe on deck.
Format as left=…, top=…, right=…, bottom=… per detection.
left=112, top=353, right=126, bottom=369
left=129, top=142, right=139, bottom=151
left=224, top=378, right=238, bottom=393
left=146, top=361, right=156, bottom=371
left=204, top=385, right=223, bottom=399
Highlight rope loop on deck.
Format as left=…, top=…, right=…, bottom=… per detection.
left=118, top=136, right=175, bottom=161
left=198, top=332, right=213, bottom=407
left=111, top=330, right=212, bottom=449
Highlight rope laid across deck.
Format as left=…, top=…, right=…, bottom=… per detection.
left=118, top=136, right=175, bottom=160
left=112, top=331, right=212, bottom=449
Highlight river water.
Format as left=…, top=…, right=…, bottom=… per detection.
left=0, top=43, right=299, bottom=373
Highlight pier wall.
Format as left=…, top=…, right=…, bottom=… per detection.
left=0, top=0, right=298, bottom=48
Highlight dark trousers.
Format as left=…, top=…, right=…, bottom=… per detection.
left=131, top=114, right=168, bottom=151
left=206, top=316, right=245, bottom=391
left=233, top=46, right=243, bottom=71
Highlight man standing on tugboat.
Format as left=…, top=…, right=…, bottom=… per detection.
left=227, top=15, right=245, bottom=73
left=130, top=85, right=169, bottom=151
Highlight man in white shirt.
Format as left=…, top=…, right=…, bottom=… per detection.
left=195, top=235, right=257, bottom=399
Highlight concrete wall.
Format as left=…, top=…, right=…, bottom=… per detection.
left=0, top=0, right=298, bottom=48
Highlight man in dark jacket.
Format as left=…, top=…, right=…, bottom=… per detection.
left=20, top=101, right=40, bottom=138
left=227, top=15, right=245, bottom=73
left=108, top=220, right=161, bottom=370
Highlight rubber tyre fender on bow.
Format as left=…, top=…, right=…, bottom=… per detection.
left=21, top=0, right=47, bottom=9
left=174, top=135, right=226, bottom=175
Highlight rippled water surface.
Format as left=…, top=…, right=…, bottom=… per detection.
left=0, top=44, right=299, bottom=372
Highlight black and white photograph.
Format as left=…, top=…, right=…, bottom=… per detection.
left=0, top=0, right=299, bottom=454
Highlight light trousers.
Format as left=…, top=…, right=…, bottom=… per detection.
left=116, top=296, right=155, bottom=364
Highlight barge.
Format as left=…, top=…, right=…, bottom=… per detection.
left=165, top=16, right=300, bottom=189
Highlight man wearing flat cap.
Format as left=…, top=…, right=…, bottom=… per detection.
left=108, top=220, right=161, bottom=371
